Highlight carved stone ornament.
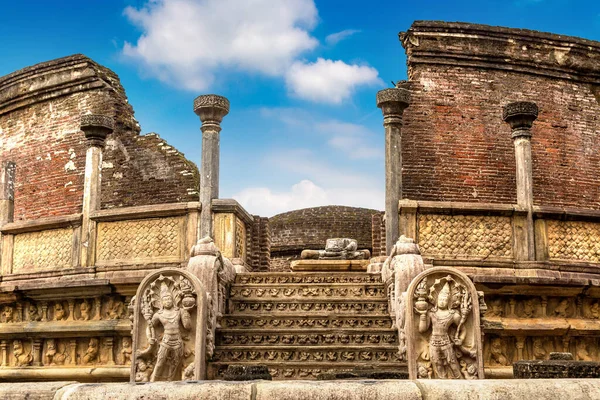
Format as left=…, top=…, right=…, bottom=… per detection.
left=405, top=267, right=484, bottom=379
left=130, top=268, right=208, bottom=382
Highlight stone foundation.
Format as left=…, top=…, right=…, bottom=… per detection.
left=5, top=379, right=600, bottom=400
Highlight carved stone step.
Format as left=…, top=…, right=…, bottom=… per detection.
left=217, top=330, right=398, bottom=346
left=229, top=284, right=387, bottom=300
left=235, top=272, right=382, bottom=285
left=230, top=299, right=389, bottom=314
left=208, top=362, right=407, bottom=380
left=220, top=314, right=394, bottom=329
left=212, top=345, right=402, bottom=364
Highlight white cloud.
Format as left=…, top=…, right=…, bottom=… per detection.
left=261, top=108, right=382, bottom=159
left=123, top=0, right=318, bottom=90
left=233, top=179, right=383, bottom=216
left=285, top=58, right=383, bottom=104
left=325, top=29, right=361, bottom=45
left=316, top=120, right=381, bottom=159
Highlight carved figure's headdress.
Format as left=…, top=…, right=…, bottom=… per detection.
left=439, top=282, right=451, bottom=299
left=160, top=282, right=171, bottom=298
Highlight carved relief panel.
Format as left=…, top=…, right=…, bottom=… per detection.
left=405, top=267, right=484, bottom=379
left=131, top=268, right=207, bottom=382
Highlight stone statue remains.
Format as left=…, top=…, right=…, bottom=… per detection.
left=301, top=238, right=370, bottom=260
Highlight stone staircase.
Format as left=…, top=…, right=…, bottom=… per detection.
left=208, top=272, right=405, bottom=380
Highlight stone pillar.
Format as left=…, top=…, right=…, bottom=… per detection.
left=0, top=161, right=15, bottom=225
left=0, top=162, right=15, bottom=276
left=0, top=340, right=7, bottom=367
left=377, top=87, right=410, bottom=254
left=32, top=339, right=42, bottom=366
left=503, top=102, right=538, bottom=261
left=193, top=95, right=230, bottom=239
left=104, top=337, right=115, bottom=365
left=79, top=115, right=114, bottom=267
left=69, top=339, right=77, bottom=365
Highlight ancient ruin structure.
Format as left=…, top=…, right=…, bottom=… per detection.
left=2, top=21, right=600, bottom=394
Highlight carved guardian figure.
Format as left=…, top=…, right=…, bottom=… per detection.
left=131, top=269, right=207, bottom=383
left=405, top=267, right=484, bottom=379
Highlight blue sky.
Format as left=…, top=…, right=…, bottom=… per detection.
left=2, top=0, right=600, bottom=216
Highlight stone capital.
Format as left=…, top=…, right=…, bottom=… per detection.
left=80, top=114, right=114, bottom=147
left=194, top=94, right=230, bottom=131
left=376, top=88, right=410, bottom=122
left=503, top=101, right=538, bottom=138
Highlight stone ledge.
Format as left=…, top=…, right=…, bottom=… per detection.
left=4, top=379, right=600, bottom=400
left=290, top=260, right=369, bottom=272
left=91, top=202, right=200, bottom=222
left=402, top=21, right=600, bottom=83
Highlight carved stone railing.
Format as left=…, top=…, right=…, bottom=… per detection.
left=1, top=214, right=83, bottom=276
left=399, top=200, right=600, bottom=279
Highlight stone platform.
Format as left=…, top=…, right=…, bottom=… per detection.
left=290, top=260, right=369, bottom=272
left=6, top=379, right=600, bottom=400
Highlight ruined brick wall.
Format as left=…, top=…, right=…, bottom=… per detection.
left=0, top=55, right=198, bottom=221
left=371, top=212, right=386, bottom=257
left=269, top=206, right=381, bottom=271
left=401, top=21, right=600, bottom=209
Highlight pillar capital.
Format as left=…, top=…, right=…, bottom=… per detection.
left=80, top=114, right=114, bottom=147
left=194, top=94, right=230, bottom=133
left=503, top=101, right=538, bottom=138
left=376, top=88, right=410, bottom=123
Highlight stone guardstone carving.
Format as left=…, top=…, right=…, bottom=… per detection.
left=381, top=236, right=425, bottom=361
left=405, top=267, right=484, bottom=379
left=186, top=236, right=235, bottom=359
left=130, top=268, right=208, bottom=382
left=301, top=238, right=370, bottom=260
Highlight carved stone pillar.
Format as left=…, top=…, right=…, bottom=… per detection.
left=69, top=339, right=77, bottom=365
left=79, top=115, right=113, bottom=267
left=377, top=87, right=410, bottom=254
left=516, top=336, right=526, bottom=361
left=14, top=303, right=22, bottom=323
left=0, top=340, right=7, bottom=367
left=541, top=296, right=548, bottom=317
left=503, top=102, right=538, bottom=261
left=40, top=301, right=48, bottom=322
left=67, top=299, right=75, bottom=321
left=509, top=297, right=517, bottom=317
left=194, top=95, right=230, bottom=239
left=0, top=161, right=15, bottom=276
left=104, top=337, right=115, bottom=365
left=0, top=161, right=15, bottom=226
left=32, top=339, right=42, bottom=366
left=93, top=297, right=102, bottom=320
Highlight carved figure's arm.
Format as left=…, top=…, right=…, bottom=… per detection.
left=181, top=308, right=192, bottom=330
left=418, top=312, right=430, bottom=333
left=148, top=313, right=160, bottom=342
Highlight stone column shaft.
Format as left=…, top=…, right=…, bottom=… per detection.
left=79, top=115, right=114, bottom=267
left=377, top=87, right=410, bottom=254
left=194, top=95, right=230, bottom=239
left=0, top=162, right=15, bottom=276
left=503, top=102, right=538, bottom=261
left=0, top=161, right=15, bottom=225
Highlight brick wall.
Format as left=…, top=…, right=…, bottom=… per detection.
left=400, top=21, right=600, bottom=209
left=0, top=55, right=198, bottom=221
